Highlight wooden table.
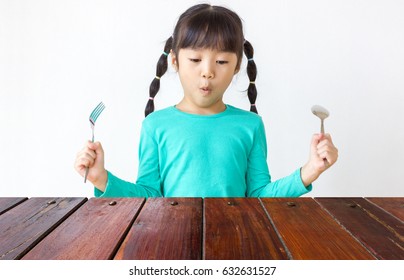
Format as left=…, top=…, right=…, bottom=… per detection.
left=0, top=197, right=402, bottom=260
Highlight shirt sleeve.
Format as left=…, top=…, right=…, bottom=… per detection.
left=94, top=122, right=162, bottom=198
left=246, top=119, right=312, bottom=197
left=258, top=168, right=312, bottom=197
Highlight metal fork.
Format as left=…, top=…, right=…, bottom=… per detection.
left=84, top=101, right=105, bottom=183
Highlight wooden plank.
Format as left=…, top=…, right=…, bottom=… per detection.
left=23, top=198, right=144, bottom=260
left=114, top=198, right=202, bottom=260
left=0, top=197, right=86, bottom=259
left=366, top=197, right=404, bottom=221
left=203, top=198, right=287, bottom=260
left=261, top=198, right=375, bottom=260
left=0, top=197, right=28, bottom=215
left=316, top=197, right=404, bottom=260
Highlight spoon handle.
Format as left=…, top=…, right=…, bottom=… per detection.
left=321, top=119, right=325, bottom=134
left=320, top=119, right=329, bottom=167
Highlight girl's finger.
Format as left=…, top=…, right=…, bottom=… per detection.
left=83, top=149, right=96, bottom=160
left=317, top=137, right=334, bottom=148
left=76, top=157, right=91, bottom=168
left=316, top=144, right=333, bottom=155
left=319, top=149, right=338, bottom=165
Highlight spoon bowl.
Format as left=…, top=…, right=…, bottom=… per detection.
left=311, top=105, right=329, bottom=133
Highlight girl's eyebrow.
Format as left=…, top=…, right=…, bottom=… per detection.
left=186, top=51, right=236, bottom=58
left=184, top=48, right=235, bottom=54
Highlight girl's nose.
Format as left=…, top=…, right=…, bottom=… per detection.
left=201, top=63, right=214, bottom=79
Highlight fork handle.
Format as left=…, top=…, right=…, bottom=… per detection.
left=84, top=129, right=95, bottom=183
left=84, top=167, right=90, bottom=183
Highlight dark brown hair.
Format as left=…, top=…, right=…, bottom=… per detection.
left=145, top=4, right=258, bottom=116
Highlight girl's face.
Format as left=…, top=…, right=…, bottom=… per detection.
left=172, top=48, right=239, bottom=114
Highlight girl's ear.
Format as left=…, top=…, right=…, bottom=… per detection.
left=171, top=50, right=178, bottom=71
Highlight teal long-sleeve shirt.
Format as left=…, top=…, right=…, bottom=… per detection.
left=95, top=105, right=312, bottom=198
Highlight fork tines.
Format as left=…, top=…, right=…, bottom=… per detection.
left=90, top=102, right=105, bottom=125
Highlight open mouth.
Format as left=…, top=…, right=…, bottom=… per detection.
left=200, top=86, right=211, bottom=94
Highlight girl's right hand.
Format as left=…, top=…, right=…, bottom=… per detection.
left=74, top=141, right=108, bottom=192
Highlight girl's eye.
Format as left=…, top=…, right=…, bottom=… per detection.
left=217, top=60, right=228, bottom=65
left=189, top=58, right=201, bottom=63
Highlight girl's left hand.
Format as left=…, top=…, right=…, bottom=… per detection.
left=301, top=133, right=339, bottom=186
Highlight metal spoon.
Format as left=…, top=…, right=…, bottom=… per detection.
left=311, top=105, right=329, bottom=134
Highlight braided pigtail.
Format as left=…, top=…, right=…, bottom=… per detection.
left=145, top=36, right=173, bottom=117
left=243, top=40, right=258, bottom=114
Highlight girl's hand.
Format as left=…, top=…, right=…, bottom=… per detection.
left=301, top=133, right=338, bottom=186
left=74, top=141, right=108, bottom=192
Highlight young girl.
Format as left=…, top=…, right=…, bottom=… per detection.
left=74, top=4, right=338, bottom=198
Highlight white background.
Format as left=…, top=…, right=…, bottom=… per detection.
left=1, top=0, right=403, bottom=197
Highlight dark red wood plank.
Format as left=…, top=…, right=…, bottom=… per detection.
left=0, top=197, right=28, bottom=215
left=366, top=197, right=404, bottom=221
left=23, top=198, right=144, bottom=260
left=261, top=198, right=375, bottom=260
left=316, top=197, right=404, bottom=260
left=114, top=198, right=202, bottom=260
left=203, top=198, right=287, bottom=260
left=0, top=197, right=86, bottom=259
